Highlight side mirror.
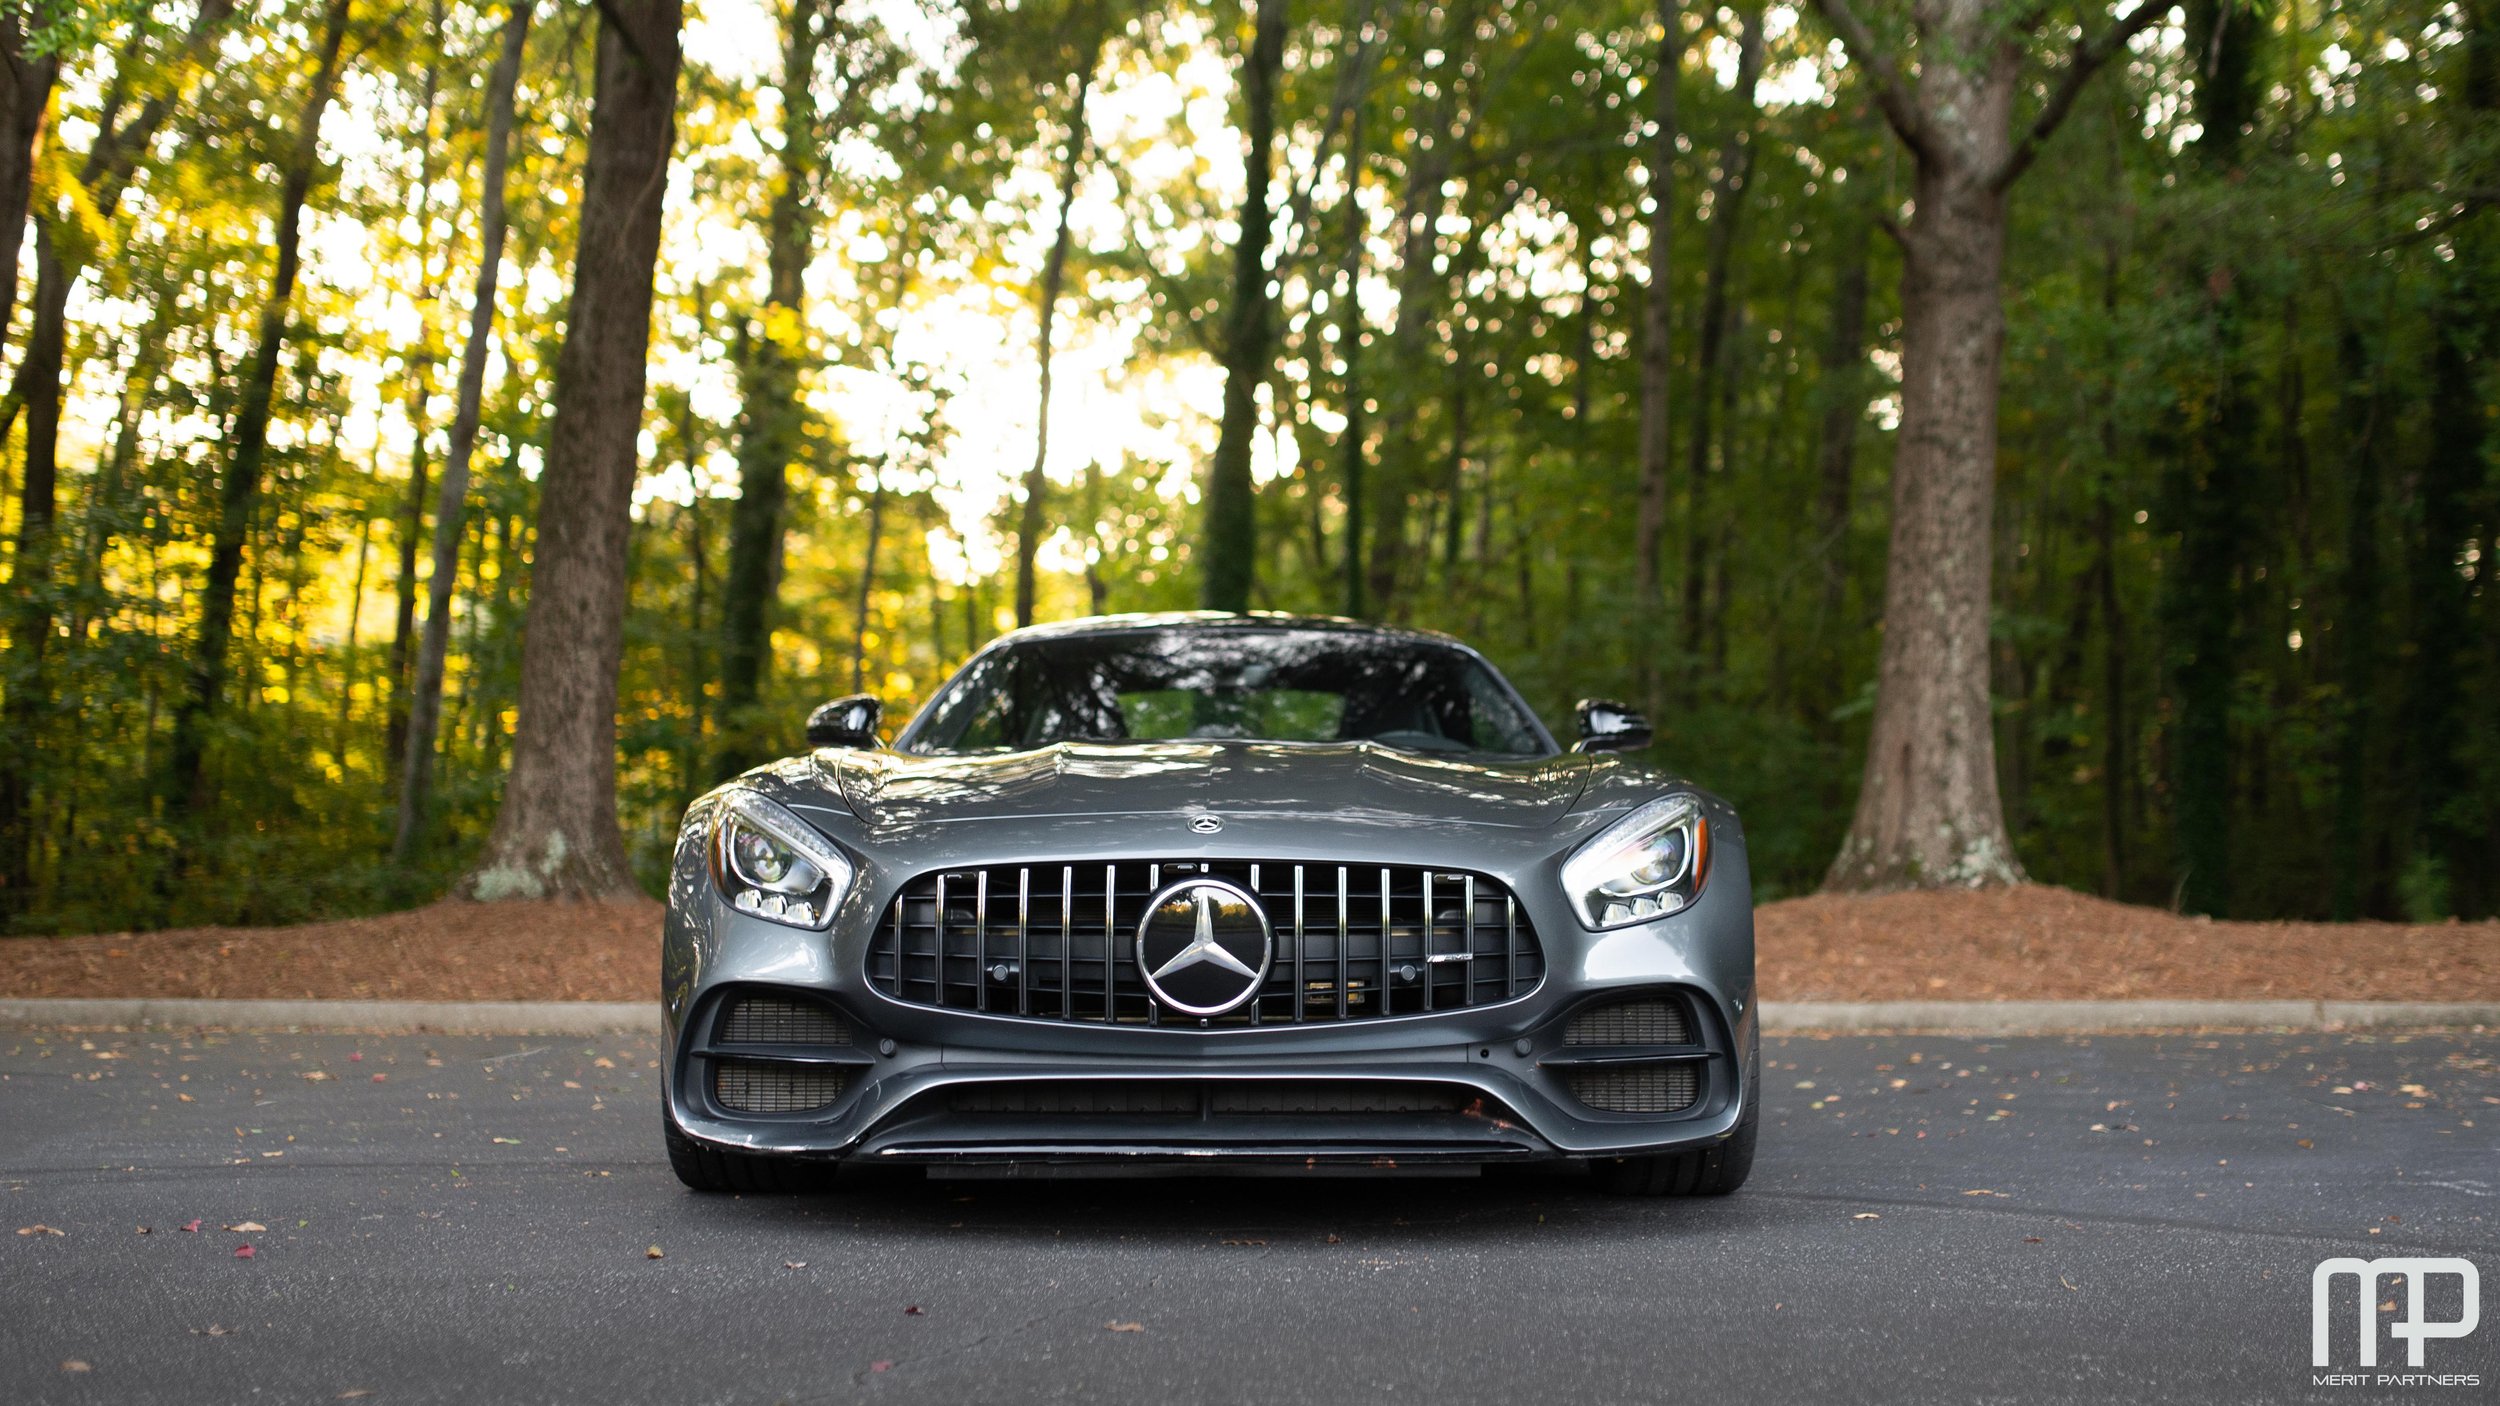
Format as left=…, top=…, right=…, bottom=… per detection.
left=1573, top=698, right=1652, bottom=754
left=806, top=694, right=883, bottom=749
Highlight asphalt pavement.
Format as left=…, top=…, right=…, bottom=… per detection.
left=2, top=1027, right=2493, bottom=1404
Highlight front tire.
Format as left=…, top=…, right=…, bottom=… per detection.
left=662, top=1105, right=826, bottom=1194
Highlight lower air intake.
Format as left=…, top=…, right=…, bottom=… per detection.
left=1567, top=1064, right=1699, bottom=1115
left=713, top=1059, right=849, bottom=1115
left=945, top=1082, right=1465, bottom=1117
left=718, top=994, right=852, bottom=1046
left=1564, top=997, right=1692, bottom=1046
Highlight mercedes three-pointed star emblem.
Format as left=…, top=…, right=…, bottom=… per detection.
left=1134, top=877, right=1272, bottom=1017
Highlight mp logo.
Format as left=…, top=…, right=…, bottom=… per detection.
left=2312, top=1258, right=2482, bottom=1369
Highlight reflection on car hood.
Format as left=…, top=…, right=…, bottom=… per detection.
left=823, top=741, right=1592, bottom=830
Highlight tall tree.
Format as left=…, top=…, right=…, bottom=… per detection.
left=1013, top=25, right=1104, bottom=629
left=460, top=0, right=683, bottom=900
left=1810, top=0, right=2173, bottom=891
left=393, top=0, right=535, bottom=862
left=164, top=0, right=355, bottom=816
left=0, top=6, right=60, bottom=349
left=2163, top=0, right=2263, bottom=915
left=1678, top=5, right=1764, bottom=672
left=717, top=0, right=831, bottom=777
left=1633, top=0, right=1683, bottom=707
left=2404, top=0, right=2498, bottom=916
left=1199, top=0, right=1285, bottom=613
left=0, top=0, right=235, bottom=911
left=385, top=0, right=450, bottom=774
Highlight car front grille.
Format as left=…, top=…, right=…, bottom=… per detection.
left=1566, top=1064, right=1699, bottom=1114
left=867, top=860, right=1545, bottom=1025
left=713, top=1059, right=850, bottom=1114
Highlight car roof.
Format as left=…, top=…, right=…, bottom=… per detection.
left=984, top=611, right=1466, bottom=649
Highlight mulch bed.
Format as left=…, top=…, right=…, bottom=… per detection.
left=1, top=885, right=2493, bottom=1004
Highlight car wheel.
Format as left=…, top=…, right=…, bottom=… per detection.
left=1594, top=1028, right=1760, bottom=1197
left=662, top=1104, right=826, bottom=1194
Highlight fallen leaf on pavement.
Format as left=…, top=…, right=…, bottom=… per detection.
left=137, top=1226, right=151, bottom=1235
left=784, top=1261, right=807, bottom=1270
left=870, top=1361, right=893, bottom=1374
left=2024, top=1237, right=2043, bottom=1244
left=61, top=1361, right=90, bottom=1373
left=1106, top=1321, right=1144, bottom=1333
left=646, top=1245, right=664, bottom=1259
left=18, top=1224, right=65, bottom=1236
left=181, top=1219, right=202, bottom=1233
left=904, top=1305, right=924, bottom=1316
left=1962, top=1189, right=2004, bottom=1197
left=233, top=1245, right=255, bottom=1259
left=1852, top=1213, right=1881, bottom=1221
left=340, top=1391, right=372, bottom=1399
left=225, top=1222, right=265, bottom=1233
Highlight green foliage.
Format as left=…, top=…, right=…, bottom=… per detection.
left=0, top=0, right=2494, bottom=934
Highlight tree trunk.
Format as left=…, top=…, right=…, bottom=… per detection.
left=1811, top=207, right=1870, bottom=654
left=1336, top=103, right=1368, bottom=618
left=393, top=0, right=535, bottom=863
left=851, top=475, right=884, bottom=692
left=1811, top=0, right=2167, bottom=890
left=1677, top=6, right=1762, bottom=670
left=1633, top=0, right=1682, bottom=704
left=1016, top=35, right=1102, bottom=628
left=386, top=0, right=450, bottom=775
left=0, top=226, right=65, bottom=910
left=2160, top=0, right=2262, bottom=916
left=163, top=0, right=354, bottom=817
left=460, top=0, right=682, bottom=901
left=2328, top=325, right=2383, bottom=919
left=716, top=0, right=827, bottom=778
left=2399, top=0, right=2494, bottom=917
left=1199, top=0, right=1285, bottom=613
left=0, top=16, right=58, bottom=354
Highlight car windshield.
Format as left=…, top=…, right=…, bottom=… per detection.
left=903, top=628, right=1551, bottom=757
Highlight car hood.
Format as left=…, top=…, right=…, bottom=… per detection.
left=820, top=741, right=1592, bottom=831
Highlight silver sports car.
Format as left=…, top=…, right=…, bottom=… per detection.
left=660, top=612, right=1757, bottom=1195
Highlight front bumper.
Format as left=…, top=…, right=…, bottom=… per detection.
left=659, top=805, right=1758, bottom=1167
left=670, top=979, right=1750, bottom=1165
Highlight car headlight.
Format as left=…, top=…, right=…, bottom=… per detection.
left=1560, top=793, right=1711, bottom=929
left=709, top=791, right=852, bottom=930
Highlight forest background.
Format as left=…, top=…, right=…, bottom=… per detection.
left=0, top=0, right=2491, bottom=937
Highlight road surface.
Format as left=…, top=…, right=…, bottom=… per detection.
left=3, top=1027, right=2492, bottom=1403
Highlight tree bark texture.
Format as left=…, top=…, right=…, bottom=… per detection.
left=461, top=0, right=682, bottom=900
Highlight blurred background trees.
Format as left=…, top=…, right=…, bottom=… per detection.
left=0, top=0, right=2491, bottom=931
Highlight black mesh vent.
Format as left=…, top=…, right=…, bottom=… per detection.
left=1564, top=998, right=1691, bottom=1046
left=713, top=1060, right=849, bottom=1115
left=945, top=1082, right=1465, bottom=1116
left=1567, top=1063, right=1699, bottom=1114
left=867, top=860, right=1544, bottom=1026
left=718, top=995, right=852, bottom=1047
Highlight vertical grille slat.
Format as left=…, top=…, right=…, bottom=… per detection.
left=870, top=860, right=1544, bottom=1026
